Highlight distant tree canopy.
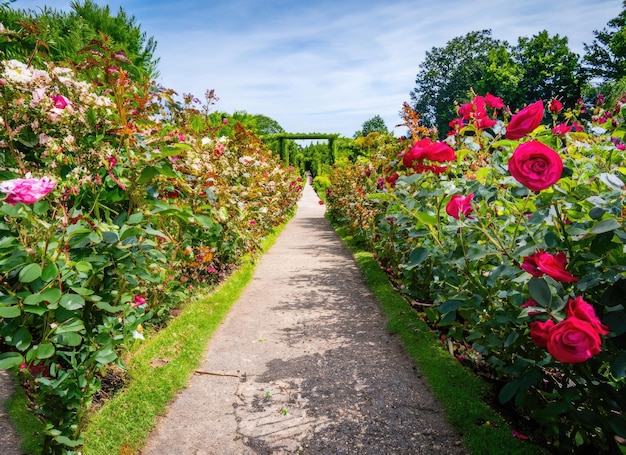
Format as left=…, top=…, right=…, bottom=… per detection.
left=584, top=1, right=626, bottom=81
left=411, top=29, right=587, bottom=136
left=0, top=0, right=159, bottom=78
left=354, top=115, right=388, bottom=138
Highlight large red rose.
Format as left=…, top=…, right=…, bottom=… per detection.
left=546, top=318, right=602, bottom=363
left=505, top=100, right=544, bottom=139
left=445, top=193, right=474, bottom=219
left=403, top=138, right=456, bottom=172
left=566, top=297, right=610, bottom=335
left=530, top=319, right=555, bottom=348
left=521, top=251, right=578, bottom=282
left=508, top=141, right=563, bottom=191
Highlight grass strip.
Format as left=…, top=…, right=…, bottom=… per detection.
left=334, top=226, right=550, bottom=455
left=81, top=225, right=286, bottom=455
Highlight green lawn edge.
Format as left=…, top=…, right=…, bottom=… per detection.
left=333, top=226, right=550, bottom=455
left=80, top=222, right=288, bottom=455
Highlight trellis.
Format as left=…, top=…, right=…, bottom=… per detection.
left=263, top=132, right=340, bottom=165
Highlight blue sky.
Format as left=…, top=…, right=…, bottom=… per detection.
left=11, top=0, right=625, bottom=137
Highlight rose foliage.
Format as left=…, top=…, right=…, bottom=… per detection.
left=0, top=38, right=302, bottom=453
left=326, top=95, right=626, bottom=453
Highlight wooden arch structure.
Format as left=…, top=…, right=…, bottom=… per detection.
left=264, top=133, right=340, bottom=165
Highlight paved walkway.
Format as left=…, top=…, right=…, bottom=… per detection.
left=141, top=180, right=465, bottom=455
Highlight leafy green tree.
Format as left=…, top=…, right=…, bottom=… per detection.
left=0, top=0, right=159, bottom=78
left=584, top=2, right=626, bottom=81
left=514, top=30, right=586, bottom=108
left=355, top=115, right=388, bottom=137
left=410, top=30, right=508, bottom=135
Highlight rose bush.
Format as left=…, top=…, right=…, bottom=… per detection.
left=326, top=94, right=626, bottom=453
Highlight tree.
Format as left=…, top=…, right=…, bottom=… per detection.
left=0, top=0, right=159, bottom=78
left=410, top=30, right=508, bottom=135
left=514, top=31, right=586, bottom=109
left=355, top=115, right=388, bottom=138
left=584, top=2, right=626, bottom=81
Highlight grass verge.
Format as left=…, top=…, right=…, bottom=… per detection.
left=334, top=226, right=550, bottom=455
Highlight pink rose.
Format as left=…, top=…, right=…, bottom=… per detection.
left=529, top=319, right=555, bottom=348
left=508, top=141, right=563, bottom=191
left=0, top=177, right=56, bottom=205
left=131, top=295, right=147, bottom=307
left=445, top=193, right=474, bottom=219
left=505, top=100, right=544, bottom=140
left=51, top=95, right=72, bottom=109
left=521, top=251, right=578, bottom=283
left=547, top=318, right=602, bottom=363
left=566, top=297, right=610, bottom=335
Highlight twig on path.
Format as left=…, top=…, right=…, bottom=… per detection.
left=194, top=370, right=241, bottom=378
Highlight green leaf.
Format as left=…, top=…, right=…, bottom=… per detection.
left=589, top=207, right=607, bottom=220
left=95, top=348, right=118, bottom=364
left=532, top=401, right=571, bottom=417
left=439, top=299, right=466, bottom=313
left=41, top=262, right=59, bottom=282
left=54, top=435, right=83, bottom=448
left=0, top=352, right=23, bottom=369
left=610, top=352, right=626, bottom=378
left=13, top=328, right=32, bottom=351
left=138, top=166, right=159, bottom=185
left=498, top=379, right=520, bottom=404
left=52, top=332, right=82, bottom=347
left=59, top=293, right=85, bottom=310
left=504, top=330, right=519, bottom=348
left=589, top=218, right=621, bottom=235
left=35, top=342, right=55, bottom=359
left=102, top=231, right=119, bottom=243
left=528, top=277, right=552, bottom=308
left=75, top=261, right=93, bottom=273
left=0, top=306, right=20, bottom=318
left=54, top=318, right=85, bottom=334
left=18, top=263, right=42, bottom=283
left=127, top=213, right=144, bottom=225
left=415, top=211, right=437, bottom=226
left=32, top=200, right=50, bottom=214
left=405, top=247, right=429, bottom=270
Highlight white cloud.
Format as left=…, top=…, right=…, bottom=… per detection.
left=9, top=0, right=626, bottom=136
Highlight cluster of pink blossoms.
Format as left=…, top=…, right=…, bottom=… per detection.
left=0, top=176, right=56, bottom=205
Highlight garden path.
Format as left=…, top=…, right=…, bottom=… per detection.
left=141, top=179, right=466, bottom=454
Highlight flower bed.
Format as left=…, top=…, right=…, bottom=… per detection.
left=326, top=95, right=626, bottom=454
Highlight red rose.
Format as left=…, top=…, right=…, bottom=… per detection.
left=521, top=251, right=578, bottom=282
left=548, top=99, right=563, bottom=114
left=547, top=318, right=602, bottom=363
left=403, top=138, right=456, bottom=171
left=521, top=299, right=543, bottom=316
left=485, top=93, right=505, bottom=109
left=414, top=140, right=456, bottom=162
left=508, top=141, right=563, bottom=191
left=530, top=320, right=555, bottom=347
left=445, top=193, right=474, bottom=219
left=505, top=100, right=544, bottom=140
left=566, top=296, right=610, bottom=335
left=552, top=123, right=572, bottom=136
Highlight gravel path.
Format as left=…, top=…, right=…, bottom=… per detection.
left=0, top=370, right=23, bottom=455
left=141, top=180, right=466, bottom=455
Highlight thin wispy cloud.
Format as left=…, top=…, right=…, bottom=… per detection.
left=11, top=0, right=625, bottom=136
